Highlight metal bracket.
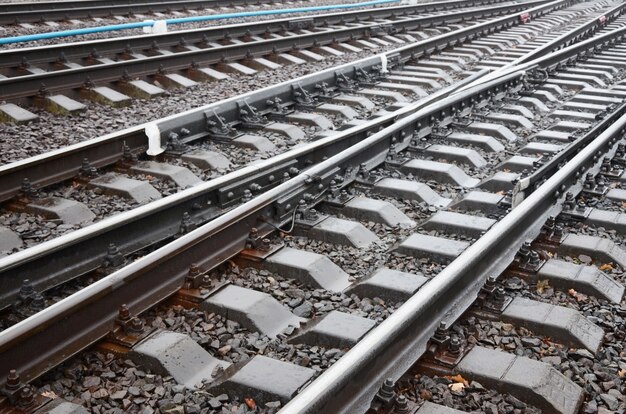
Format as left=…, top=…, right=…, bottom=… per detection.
left=238, top=100, right=269, bottom=129
left=292, top=83, right=318, bottom=110
left=205, top=109, right=241, bottom=142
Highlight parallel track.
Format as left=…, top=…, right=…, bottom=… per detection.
left=1, top=1, right=626, bottom=413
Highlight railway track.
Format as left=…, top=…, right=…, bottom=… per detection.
left=0, top=0, right=618, bottom=312
left=0, top=0, right=352, bottom=26
left=0, top=0, right=544, bottom=107
left=0, top=0, right=624, bottom=412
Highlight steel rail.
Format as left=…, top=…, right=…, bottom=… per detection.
left=458, top=0, right=626, bottom=89
left=0, top=0, right=601, bottom=313
left=2, top=9, right=624, bottom=384
left=0, top=0, right=565, bottom=203
left=0, top=0, right=561, bottom=104
left=0, top=69, right=523, bottom=390
left=0, top=0, right=509, bottom=71
left=514, top=0, right=626, bottom=64
left=0, top=66, right=486, bottom=311
left=279, top=81, right=626, bottom=414
left=0, top=0, right=621, bottom=406
left=2, top=53, right=624, bottom=403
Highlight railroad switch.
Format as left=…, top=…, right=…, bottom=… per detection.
left=179, top=212, right=198, bottom=235
left=102, top=243, right=124, bottom=268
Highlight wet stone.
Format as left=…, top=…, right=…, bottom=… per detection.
left=424, top=145, right=487, bottom=168
left=44, top=95, right=87, bottom=115
left=498, top=155, right=539, bottom=173
left=537, top=259, right=624, bottom=304
left=121, top=80, right=165, bottom=99
left=332, top=94, right=375, bottom=110
left=286, top=112, right=333, bottom=129
left=501, top=297, right=604, bottom=353
left=400, top=159, right=479, bottom=188
left=90, top=173, right=161, bottom=204
left=445, top=132, right=505, bottom=152
left=486, top=113, right=533, bottom=129
left=202, top=285, right=304, bottom=338
left=467, top=122, right=517, bottom=142
left=416, top=402, right=468, bottom=414
left=193, top=67, right=230, bottom=81
left=372, top=178, right=451, bottom=207
left=346, top=267, right=427, bottom=302
left=534, top=130, right=571, bottom=143
left=558, top=234, right=626, bottom=269
left=208, top=355, right=315, bottom=404
left=520, top=142, right=564, bottom=155
left=450, top=191, right=504, bottom=216
left=182, top=149, right=231, bottom=171
left=456, top=346, right=584, bottom=414
left=128, top=330, right=231, bottom=388
left=162, top=73, right=198, bottom=88
left=397, top=234, right=469, bottom=263
left=341, top=197, right=415, bottom=228
left=87, top=86, right=131, bottom=107
left=288, top=310, right=376, bottom=348
left=586, top=209, right=626, bottom=234
left=421, top=211, right=495, bottom=239
left=264, top=246, right=351, bottom=292
left=27, top=197, right=95, bottom=225
left=478, top=171, right=520, bottom=192
left=305, top=216, right=380, bottom=248
left=264, top=122, right=306, bottom=141
left=232, top=134, right=277, bottom=153
left=316, top=103, right=358, bottom=120
left=131, top=161, right=202, bottom=188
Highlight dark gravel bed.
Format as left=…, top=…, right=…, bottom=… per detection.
left=33, top=349, right=271, bottom=414
left=459, top=276, right=626, bottom=412
left=396, top=374, right=541, bottom=414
